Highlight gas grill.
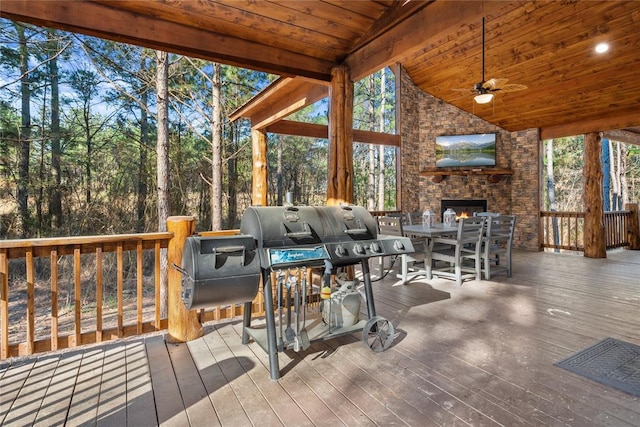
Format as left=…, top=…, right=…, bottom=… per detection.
left=180, top=205, right=414, bottom=380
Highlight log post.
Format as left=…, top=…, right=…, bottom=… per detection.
left=167, top=216, right=203, bottom=342
left=626, top=203, right=640, bottom=250
left=327, top=65, right=354, bottom=206
left=252, top=128, right=268, bottom=206
left=583, top=132, right=606, bottom=258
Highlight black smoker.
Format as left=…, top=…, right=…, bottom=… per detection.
left=180, top=205, right=414, bottom=380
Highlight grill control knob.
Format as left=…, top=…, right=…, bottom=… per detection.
left=393, top=240, right=405, bottom=251
left=335, top=245, right=348, bottom=257
left=353, top=243, right=366, bottom=255
left=370, top=242, right=382, bottom=253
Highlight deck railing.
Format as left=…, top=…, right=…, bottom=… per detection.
left=540, top=208, right=636, bottom=251
left=0, top=225, right=263, bottom=360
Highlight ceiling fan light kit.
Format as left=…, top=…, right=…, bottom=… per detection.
left=474, top=93, right=494, bottom=104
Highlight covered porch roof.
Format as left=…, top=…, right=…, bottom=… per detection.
left=3, top=1, right=640, bottom=137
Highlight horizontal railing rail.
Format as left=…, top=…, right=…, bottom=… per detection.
left=0, top=227, right=263, bottom=360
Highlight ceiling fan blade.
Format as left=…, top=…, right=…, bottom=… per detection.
left=483, top=78, right=509, bottom=90
left=494, top=83, right=528, bottom=93
left=452, top=88, right=476, bottom=95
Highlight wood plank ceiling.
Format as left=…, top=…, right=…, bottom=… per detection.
left=2, top=0, right=640, bottom=138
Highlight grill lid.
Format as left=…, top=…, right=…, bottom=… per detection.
left=240, top=205, right=377, bottom=248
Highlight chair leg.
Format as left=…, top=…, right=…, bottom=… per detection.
left=401, top=254, right=408, bottom=284
left=483, top=247, right=491, bottom=280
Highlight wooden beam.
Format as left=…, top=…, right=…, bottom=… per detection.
left=540, top=110, right=640, bottom=140
left=251, top=129, right=268, bottom=207
left=231, top=78, right=329, bottom=130
left=265, top=120, right=400, bottom=147
left=583, top=132, right=606, bottom=258
left=327, top=65, right=354, bottom=206
left=602, top=129, right=640, bottom=146
left=344, top=1, right=505, bottom=81
left=0, top=0, right=333, bottom=81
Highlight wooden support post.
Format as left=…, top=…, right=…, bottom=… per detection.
left=252, top=128, right=268, bottom=206
left=626, top=203, right=640, bottom=250
left=583, top=132, right=606, bottom=258
left=327, top=65, right=354, bottom=206
left=167, top=216, right=203, bottom=342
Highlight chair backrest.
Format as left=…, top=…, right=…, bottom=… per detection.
left=474, top=211, right=501, bottom=217
left=456, top=216, right=486, bottom=244
left=486, top=215, right=516, bottom=243
left=377, top=216, right=404, bottom=237
left=407, top=211, right=423, bottom=225
left=387, top=212, right=411, bottom=225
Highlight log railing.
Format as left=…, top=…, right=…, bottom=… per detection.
left=540, top=206, right=638, bottom=252
left=0, top=221, right=263, bottom=360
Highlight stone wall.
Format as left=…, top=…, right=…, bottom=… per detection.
left=399, top=67, right=539, bottom=250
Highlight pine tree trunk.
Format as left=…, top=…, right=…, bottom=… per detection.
left=156, top=50, right=170, bottom=316
left=137, top=56, right=149, bottom=233
left=49, top=29, right=62, bottom=229
left=16, top=24, right=31, bottom=237
left=211, top=63, right=222, bottom=230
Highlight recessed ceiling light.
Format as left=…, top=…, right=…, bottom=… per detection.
left=595, top=42, right=609, bottom=54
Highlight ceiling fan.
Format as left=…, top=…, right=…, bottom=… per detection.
left=454, top=17, right=527, bottom=104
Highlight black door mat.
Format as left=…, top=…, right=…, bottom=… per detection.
left=554, top=337, right=640, bottom=397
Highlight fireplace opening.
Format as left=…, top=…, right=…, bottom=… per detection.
left=441, top=199, right=487, bottom=221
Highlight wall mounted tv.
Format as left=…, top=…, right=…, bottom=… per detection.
left=435, top=133, right=496, bottom=168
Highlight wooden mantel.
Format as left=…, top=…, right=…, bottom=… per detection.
left=420, top=168, right=513, bottom=183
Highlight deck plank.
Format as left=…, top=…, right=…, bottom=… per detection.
left=201, top=325, right=283, bottom=426
left=125, top=338, right=157, bottom=427
left=0, top=359, right=36, bottom=425
left=1, top=355, right=59, bottom=426
left=217, top=323, right=314, bottom=426
left=33, top=350, right=83, bottom=426
left=96, top=342, right=128, bottom=427
left=66, top=346, right=105, bottom=425
left=145, top=335, right=190, bottom=427
left=167, top=341, right=219, bottom=426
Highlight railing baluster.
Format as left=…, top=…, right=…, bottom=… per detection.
left=27, top=249, right=35, bottom=354
left=137, top=240, right=143, bottom=335
left=74, top=247, right=81, bottom=347
left=96, top=246, right=103, bottom=343
left=1, top=249, right=9, bottom=359
left=154, top=240, right=161, bottom=331
left=117, top=243, right=124, bottom=337
left=51, top=248, right=59, bottom=351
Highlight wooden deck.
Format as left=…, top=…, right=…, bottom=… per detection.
left=1, top=250, right=639, bottom=426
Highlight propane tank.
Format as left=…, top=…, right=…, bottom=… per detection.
left=322, top=273, right=361, bottom=328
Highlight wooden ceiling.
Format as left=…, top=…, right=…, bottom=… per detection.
left=2, top=0, right=640, bottom=138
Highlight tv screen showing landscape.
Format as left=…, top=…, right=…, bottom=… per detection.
left=435, top=133, right=496, bottom=168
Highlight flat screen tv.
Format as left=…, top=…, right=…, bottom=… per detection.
left=435, top=133, right=496, bottom=168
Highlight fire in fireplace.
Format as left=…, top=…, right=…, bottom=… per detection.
left=440, top=199, right=487, bottom=221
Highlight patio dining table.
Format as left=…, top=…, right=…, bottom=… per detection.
left=395, top=223, right=459, bottom=284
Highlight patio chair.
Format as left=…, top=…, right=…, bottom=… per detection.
left=377, top=216, right=424, bottom=284
left=482, top=215, right=516, bottom=279
left=426, top=216, right=485, bottom=286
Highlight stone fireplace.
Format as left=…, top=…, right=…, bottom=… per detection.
left=440, top=199, right=487, bottom=220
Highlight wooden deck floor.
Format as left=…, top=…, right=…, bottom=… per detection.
left=1, top=250, right=639, bottom=427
